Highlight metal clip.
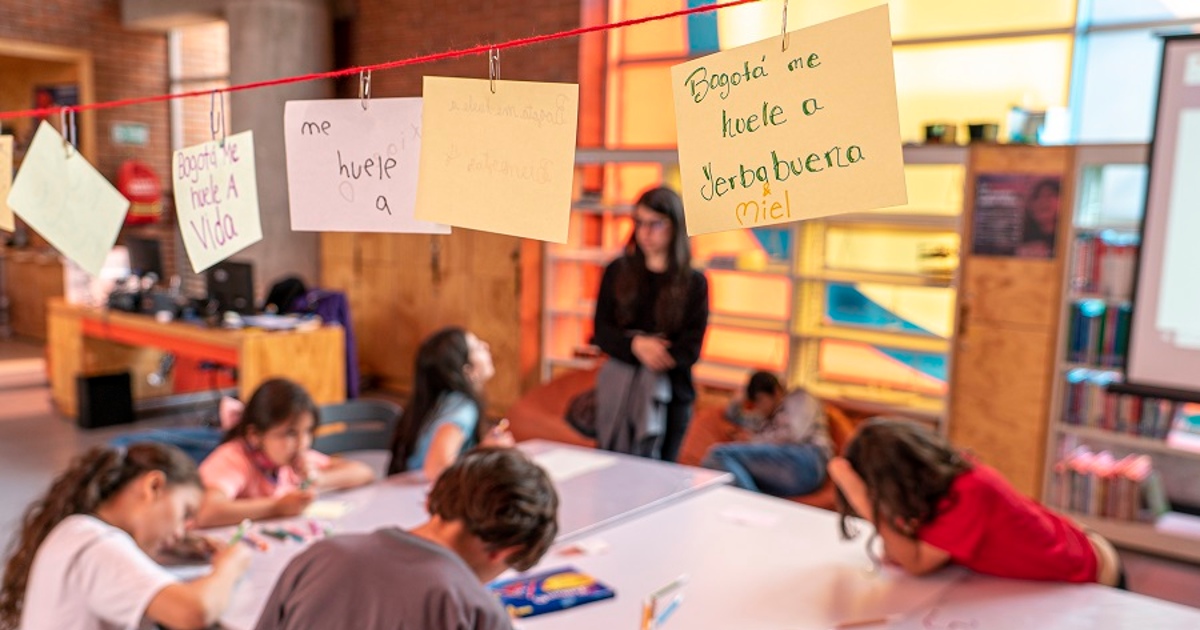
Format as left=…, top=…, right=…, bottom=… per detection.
left=489, top=48, right=500, bottom=94
left=781, top=0, right=790, bottom=52
left=360, top=70, right=371, bottom=111
left=210, top=91, right=226, bottom=147
left=60, top=109, right=77, bottom=157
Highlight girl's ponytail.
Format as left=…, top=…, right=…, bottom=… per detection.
left=0, top=443, right=198, bottom=629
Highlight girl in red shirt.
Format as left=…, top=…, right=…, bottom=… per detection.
left=828, top=419, right=1122, bottom=586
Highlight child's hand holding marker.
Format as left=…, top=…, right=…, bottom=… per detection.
left=229, top=518, right=269, bottom=551
left=483, top=418, right=515, bottom=448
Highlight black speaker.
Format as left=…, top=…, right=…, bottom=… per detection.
left=76, top=372, right=135, bottom=429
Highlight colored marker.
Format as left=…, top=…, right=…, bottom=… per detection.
left=639, top=597, right=655, bottom=630
left=654, top=594, right=684, bottom=627
left=241, top=532, right=270, bottom=551
left=260, top=528, right=289, bottom=541
left=649, top=574, right=688, bottom=600
left=832, top=613, right=901, bottom=629
left=228, top=519, right=251, bottom=546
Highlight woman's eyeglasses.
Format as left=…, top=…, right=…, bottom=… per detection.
left=633, top=218, right=669, bottom=232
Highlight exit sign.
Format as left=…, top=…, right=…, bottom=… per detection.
left=111, top=122, right=149, bottom=146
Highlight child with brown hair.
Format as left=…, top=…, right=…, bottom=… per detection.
left=254, top=446, right=559, bottom=630
left=0, top=443, right=251, bottom=630
left=829, top=418, right=1122, bottom=586
left=196, top=378, right=374, bottom=527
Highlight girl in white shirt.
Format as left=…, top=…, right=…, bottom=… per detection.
left=0, top=442, right=250, bottom=630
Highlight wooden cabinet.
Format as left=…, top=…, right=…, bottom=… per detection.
left=948, top=145, right=1074, bottom=497
left=320, top=230, right=541, bottom=414
left=3, top=249, right=64, bottom=340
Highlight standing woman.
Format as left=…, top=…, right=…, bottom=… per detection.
left=592, top=186, right=709, bottom=462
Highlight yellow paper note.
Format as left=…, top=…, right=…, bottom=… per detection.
left=414, top=77, right=579, bottom=243
left=0, top=135, right=14, bottom=232
left=8, top=122, right=129, bottom=275
left=671, top=5, right=907, bottom=235
left=172, top=131, right=264, bottom=273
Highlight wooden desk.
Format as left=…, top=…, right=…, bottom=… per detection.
left=46, top=298, right=345, bottom=416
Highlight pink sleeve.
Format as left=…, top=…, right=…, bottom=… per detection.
left=917, top=473, right=989, bottom=561
left=199, top=442, right=252, bottom=499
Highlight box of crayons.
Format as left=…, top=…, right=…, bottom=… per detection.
left=489, top=566, right=615, bottom=618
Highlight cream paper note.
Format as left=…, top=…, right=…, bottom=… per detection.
left=671, top=5, right=907, bottom=235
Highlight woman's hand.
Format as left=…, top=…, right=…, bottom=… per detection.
left=632, top=335, right=675, bottom=371
left=827, top=457, right=873, bottom=522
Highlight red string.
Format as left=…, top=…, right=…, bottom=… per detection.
left=0, top=0, right=766, bottom=121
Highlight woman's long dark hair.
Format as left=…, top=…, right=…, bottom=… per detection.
left=836, top=418, right=972, bottom=541
left=614, top=186, right=693, bottom=335
left=1022, top=178, right=1060, bottom=244
left=388, top=327, right=484, bottom=474
left=0, top=443, right=200, bottom=630
left=222, top=378, right=320, bottom=444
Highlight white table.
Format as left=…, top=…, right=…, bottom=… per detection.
left=513, top=486, right=1200, bottom=630
left=519, top=439, right=731, bottom=542
left=212, top=440, right=730, bottom=629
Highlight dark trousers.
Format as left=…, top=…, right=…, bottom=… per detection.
left=659, top=400, right=693, bottom=463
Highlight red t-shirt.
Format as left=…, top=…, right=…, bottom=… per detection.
left=918, top=464, right=1097, bottom=582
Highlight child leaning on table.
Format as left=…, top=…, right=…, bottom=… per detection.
left=828, top=418, right=1123, bottom=587
left=194, top=378, right=374, bottom=528
left=0, top=443, right=251, bottom=630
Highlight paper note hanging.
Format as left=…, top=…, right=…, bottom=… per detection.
left=285, top=98, right=450, bottom=234
left=414, top=77, right=579, bottom=243
left=7, top=122, right=129, bottom=275
left=671, top=5, right=907, bottom=235
left=0, top=136, right=14, bottom=232
left=172, top=131, right=263, bottom=273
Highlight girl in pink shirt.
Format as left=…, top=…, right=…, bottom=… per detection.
left=195, top=378, right=374, bottom=527
left=828, top=419, right=1122, bottom=586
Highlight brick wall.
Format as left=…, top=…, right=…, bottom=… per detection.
left=0, top=0, right=170, bottom=185
left=349, top=0, right=581, bottom=98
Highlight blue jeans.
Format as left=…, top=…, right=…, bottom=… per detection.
left=701, top=442, right=827, bottom=497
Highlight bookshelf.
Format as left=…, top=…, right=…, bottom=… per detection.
left=1040, top=143, right=1200, bottom=563
left=542, top=146, right=968, bottom=425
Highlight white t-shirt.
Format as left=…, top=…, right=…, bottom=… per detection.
left=19, top=514, right=177, bottom=630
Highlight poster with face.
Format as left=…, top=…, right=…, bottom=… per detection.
left=970, top=174, right=1061, bottom=259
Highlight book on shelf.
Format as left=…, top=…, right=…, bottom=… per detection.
left=1052, top=447, right=1164, bottom=522
left=1066, top=301, right=1131, bottom=367
left=1070, top=231, right=1138, bottom=299
left=1062, top=370, right=1185, bottom=439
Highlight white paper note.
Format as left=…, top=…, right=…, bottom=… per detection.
left=8, top=121, right=129, bottom=275
left=285, top=98, right=450, bottom=234
left=172, top=131, right=263, bottom=273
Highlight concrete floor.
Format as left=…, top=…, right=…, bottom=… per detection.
left=0, top=337, right=1199, bottom=610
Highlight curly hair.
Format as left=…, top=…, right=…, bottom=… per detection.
left=836, top=418, right=971, bottom=541
left=0, top=443, right=199, bottom=629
